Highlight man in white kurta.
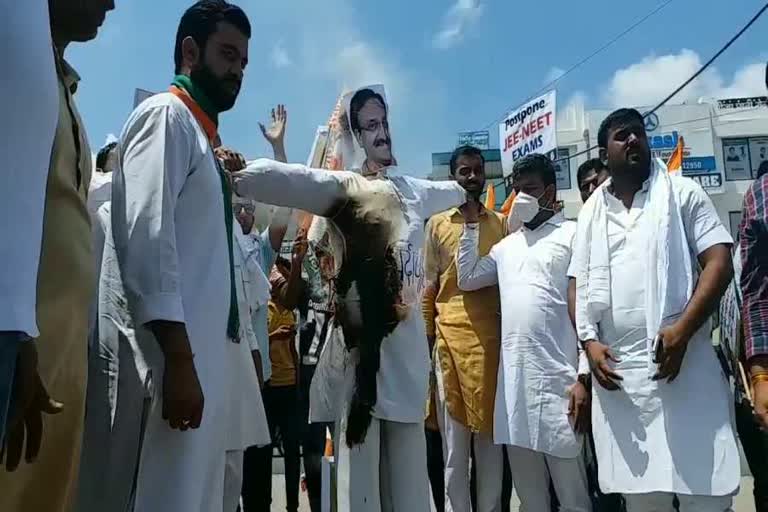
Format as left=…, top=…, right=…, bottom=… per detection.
left=0, top=0, right=58, bottom=444
left=234, top=159, right=465, bottom=511
left=456, top=154, right=592, bottom=512
left=572, top=108, right=739, bottom=512
left=225, top=211, right=271, bottom=511
left=109, top=90, right=235, bottom=511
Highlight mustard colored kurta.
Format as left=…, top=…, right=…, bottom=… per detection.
left=0, top=52, right=93, bottom=511
left=423, top=207, right=505, bottom=434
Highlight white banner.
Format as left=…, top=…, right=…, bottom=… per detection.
left=499, top=91, right=557, bottom=177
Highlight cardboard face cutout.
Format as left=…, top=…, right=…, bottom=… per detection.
left=342, top=84, right=397, bottom=174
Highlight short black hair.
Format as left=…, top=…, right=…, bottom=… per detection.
left=174, top=0, right=251, bottom=74
left=349, top=88, right=387, bottom=133
left=449, top=145, right=485, bottom=175
left=598, top=108, right=645, bottom=148
left=758, top=161, right=768, bottom=179
left=576, top=158, right=605, bottom=185
left=95, top=142, right=118, bottom=171
left=511, top=153, right=556, bottom=188
left=275, top=256, right=291, bottom=272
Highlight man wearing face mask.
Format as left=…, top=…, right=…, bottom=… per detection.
left=102, top=2, right=253, bottom=510
left=457, top=153, right=592, bottom=512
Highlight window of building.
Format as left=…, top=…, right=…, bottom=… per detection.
left=723, top=137, right=768, bottom=181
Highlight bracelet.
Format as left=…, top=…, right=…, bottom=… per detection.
left=752, top=373, right=768, bottom=386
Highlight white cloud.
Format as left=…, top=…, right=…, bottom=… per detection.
left=333, top=42, right=407, bottom=101
left=545, top=66, right=566, bottom=85
left=604, top=49, right=766, bottom=108
left=270, top=42, right=293, bottom=69
left=432, top=0, right=484, bottom=49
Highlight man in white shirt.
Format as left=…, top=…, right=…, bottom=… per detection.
left=456, top=153, right=592, bottom=512
left=572, top=108, right=739, bottom=512
left=104, top=2, right=253, bottom=510
left=0, top=0, right=59, bottom=448
left=234, top=151, right=466, bottom=510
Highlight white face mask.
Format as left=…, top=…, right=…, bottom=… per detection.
left=511, top=192, right=543, bottom=223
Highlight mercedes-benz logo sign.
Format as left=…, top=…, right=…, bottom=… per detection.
left=644, top=112, right=660, bottom=132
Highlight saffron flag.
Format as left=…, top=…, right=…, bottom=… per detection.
left=484, top=184, right=496, bottom=210
left=666, top=135, right=685, bottom=174
left=499, top=190, right=516, bottom=215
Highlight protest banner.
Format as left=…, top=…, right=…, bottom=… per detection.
left=499, top=91, right=557, bottom=177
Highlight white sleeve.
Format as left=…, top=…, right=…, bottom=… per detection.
left=235, top=159, right=350, bottom=216
left=419, top=179, right=467, bottom=218
left=456, top=224, right=499, bottom=291
left=678, top=178, right=733, bottom=255
left=116, top=103, right=193, bottom=326
left=0, top=1, right=58, bottom=336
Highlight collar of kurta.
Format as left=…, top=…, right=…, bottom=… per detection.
left=449, top=204, right=489, bottom=219
left=522, top=211, right=565, bottom=232
left=54, top=48, right=80, bottom=94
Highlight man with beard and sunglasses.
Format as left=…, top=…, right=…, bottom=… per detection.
left=98, top=2, right=254, bottom=510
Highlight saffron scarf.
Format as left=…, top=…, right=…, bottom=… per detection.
left=169, top=75, right=240, bottom=342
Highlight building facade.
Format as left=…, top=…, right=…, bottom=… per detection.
left=431, top=96, right=768, bottom=237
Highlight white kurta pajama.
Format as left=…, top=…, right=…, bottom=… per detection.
left=224, top=220, right=272, bottom=512
left=571, top=169, right=740, bottom=511
left=456, top=213, right=592, bottom=512
left=235, top=160, right=465, bottom=511
left=109, top=93, right=238, bottom=511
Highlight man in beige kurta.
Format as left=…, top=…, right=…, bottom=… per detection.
left=0, top=34, right=104, bottom=512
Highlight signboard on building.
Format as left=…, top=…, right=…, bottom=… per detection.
left=457, top=130, right=490, bottom=149
left=499, top=91, right=557, bottom=177
left=717, top=96, right=768, bottom=110
left=133, top=88, right=156, bottom=108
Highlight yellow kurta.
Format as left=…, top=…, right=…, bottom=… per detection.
left=423, top=207, right=505, bottom=434
left=0, top=52, right=93, bottom=511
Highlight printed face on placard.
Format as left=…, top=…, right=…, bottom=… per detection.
left=344, top=85, right=397, bottom=172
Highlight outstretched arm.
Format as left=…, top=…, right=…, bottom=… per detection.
left=234, top=160, right=353, bottom=217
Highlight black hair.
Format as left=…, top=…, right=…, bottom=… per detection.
left=758, top=161, right=768, bottom=179
left=576, top=158, right=605, bottom=185
left=174, top=0, right=251, bottom=74
left=598, top=108, right=645, bottom=148
left=349, top=88, right=387, bottom=133
left=449, top=145, right=485, bottom=175
left=511, top=153, right=556, bottom=188
left=96, top=142, right=118, bottom=171
left=275, top=256, right=291, bottom=272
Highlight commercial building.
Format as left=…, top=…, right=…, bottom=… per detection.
left=430, top=96, right=768, bottom=237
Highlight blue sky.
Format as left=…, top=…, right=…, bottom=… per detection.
left=68, top=0, right=768, bottom=176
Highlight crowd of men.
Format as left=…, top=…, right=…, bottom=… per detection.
left=2, top=1, right=768, bottom=512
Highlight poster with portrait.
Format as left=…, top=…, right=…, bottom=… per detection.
left=722, top=138, right=751, bottom=181
left=342, top=84, right=398, bottom=174
left=749, top=137, right=768, bottom=177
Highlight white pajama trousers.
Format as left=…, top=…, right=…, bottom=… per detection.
left=336, top=416, right=431, bottom=512
left=505, top=445, right=591, bottom=512
left=335, top=354, right=430, bottom=512
left=623, top=492, right=733, bottom=512
left=435, top=361, right=503, bottom=512
left=223, top=450, right=244, bottom=512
